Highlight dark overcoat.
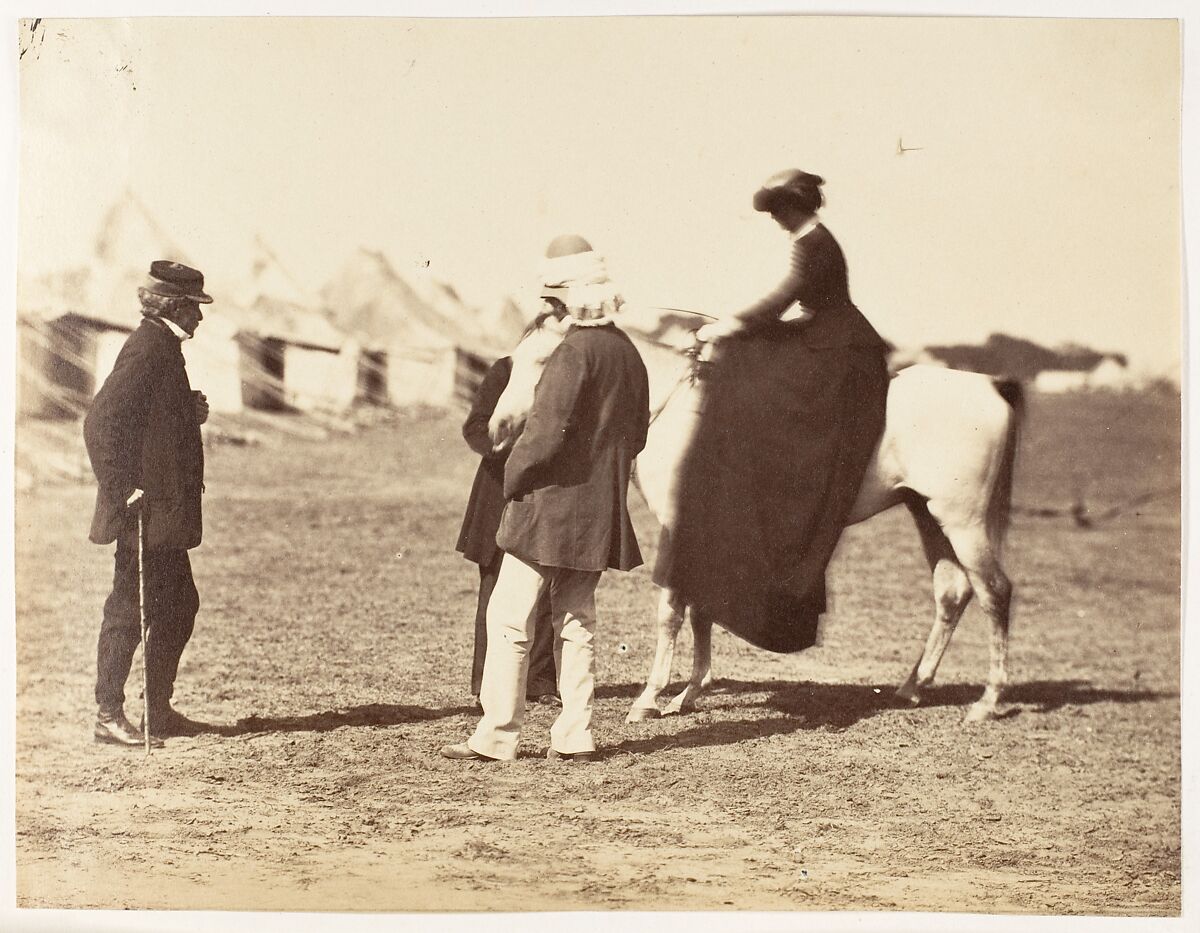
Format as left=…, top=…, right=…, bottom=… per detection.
left=652, top=222, right=888, bottom=652
left=83, top=318, right=205, bottom=551
left=497, top=322, right=650, bottom=573
left=455, top=356, right=513, bottom=567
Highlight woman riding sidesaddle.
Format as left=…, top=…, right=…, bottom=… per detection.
left=653, top=169, right=890, bottom=652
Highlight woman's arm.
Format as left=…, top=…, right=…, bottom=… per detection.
left=732, top=238, right=809, bottom=326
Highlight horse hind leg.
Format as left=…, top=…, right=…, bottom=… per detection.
left=939, top=523, right=1013, bottom=723
left=626, top=588, right=686, bottom=723
left=896, top=498, right=974, bottom=707
left=663, top=608, right=713, bottom=716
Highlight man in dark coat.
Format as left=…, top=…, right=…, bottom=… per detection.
left=456, top=354, right=559, bottom=704
left=442, top=235, right=650, bottom=762
left=83, top=260, right=213, bottom=746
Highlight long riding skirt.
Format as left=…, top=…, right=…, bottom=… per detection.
left=652, top=331, right=888, bottom=652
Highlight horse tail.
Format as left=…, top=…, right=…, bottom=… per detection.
left=986, top=377, right=1024, bottom=551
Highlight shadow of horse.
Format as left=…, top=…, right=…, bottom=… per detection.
left=600, top=677, right=1176, bottom=757
left=202, top=679, right=1172, bottom=745
left=213, top=702, right=477, bottom=737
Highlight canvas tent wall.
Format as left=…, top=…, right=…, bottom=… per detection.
left=231, top=295, right=354, bottom=413
left=17, top=311, right=131, bottom=419
left=283, top=341, right=358, bottom=412
left=384, top=339, right=491, bottom=408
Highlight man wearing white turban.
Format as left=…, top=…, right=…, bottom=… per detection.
left=442, top=236, right=649, bottom=763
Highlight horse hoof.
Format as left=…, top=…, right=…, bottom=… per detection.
left=964, top=703, right=997, bottom=723
left=625, top=707, right=661, bottom=723
left=894, top=688, right=921, bottom=708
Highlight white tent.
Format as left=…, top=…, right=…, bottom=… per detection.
left=16, top=269, right=135, bottom=418
left=231, top=294, right=354, bottom=413
left=284, top=340, right=358, bottom=412
left=321, top=248, right=504, bottom=408
left=227, top=236, right=357, bottom=413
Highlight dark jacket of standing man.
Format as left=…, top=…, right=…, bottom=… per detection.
left=497, top=323, right=650, bottom=573
left=83, top=260, right=213, bottom=747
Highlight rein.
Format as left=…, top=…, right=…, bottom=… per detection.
left=648, top=370, right=691, bottom=427
left=644, top=341, right=706, bottom=428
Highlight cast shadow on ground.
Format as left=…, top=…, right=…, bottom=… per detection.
left=213, top=702, right=477, bottom=737
left=604, top=677, right=1176, bottom=758
left=718, top=676, right=1174, bottom=721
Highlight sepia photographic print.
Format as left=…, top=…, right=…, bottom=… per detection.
left=5, top=3, right=1192, bottom=931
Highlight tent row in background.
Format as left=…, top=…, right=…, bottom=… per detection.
left=16, top=191, right=530, bottom=421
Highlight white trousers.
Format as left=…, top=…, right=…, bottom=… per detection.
left=468, top=556, right=601, bottom=760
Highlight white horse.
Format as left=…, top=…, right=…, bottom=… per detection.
left=489, top=308, right=1023, bottom=723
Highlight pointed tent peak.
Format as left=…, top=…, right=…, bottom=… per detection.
left=94, top=187, right=190, bottom=268
left=478, top=295, right=531, bottom=350
left=321, top=247, right=451, bottom=348
left=320, top=246, right=504, bottom=357
left=236, top=233, right=314, bottom=308
left=340, top=247, right=402, bottom=281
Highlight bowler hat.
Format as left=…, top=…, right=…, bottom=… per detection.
left=144, top=260, right=213, bottom=303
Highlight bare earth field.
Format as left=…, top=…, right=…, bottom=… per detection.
left=13, top=390, right=1181, bottom=915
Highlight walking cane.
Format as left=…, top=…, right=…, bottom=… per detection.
left=136, top=501, right=152, bottom=756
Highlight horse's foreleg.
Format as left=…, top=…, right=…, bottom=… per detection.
left=663, top=609, right=713, bottom=716
left=897, top=557, right=974, bottom=706
left=626, top=588, right=686, bottom=723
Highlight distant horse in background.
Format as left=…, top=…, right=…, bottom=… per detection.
left=489, top=307, right=1024, bottom=723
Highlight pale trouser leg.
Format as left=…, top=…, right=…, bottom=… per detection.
left=548, top=568, right=602, bottom=755
left=468, top=556, right=546, bottom=760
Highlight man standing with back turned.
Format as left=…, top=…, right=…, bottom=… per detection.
left=84, top=260, right=213, bottom=747
left=442, top=234, right=650, bottom=763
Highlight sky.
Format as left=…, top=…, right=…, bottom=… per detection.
left=15, top=13, right=1183, bottom=372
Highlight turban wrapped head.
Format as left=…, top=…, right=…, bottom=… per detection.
left=538, top=235, right=622, bottom=322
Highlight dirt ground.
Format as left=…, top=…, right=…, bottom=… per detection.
left=13, top=390, right=1181, bottom=915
